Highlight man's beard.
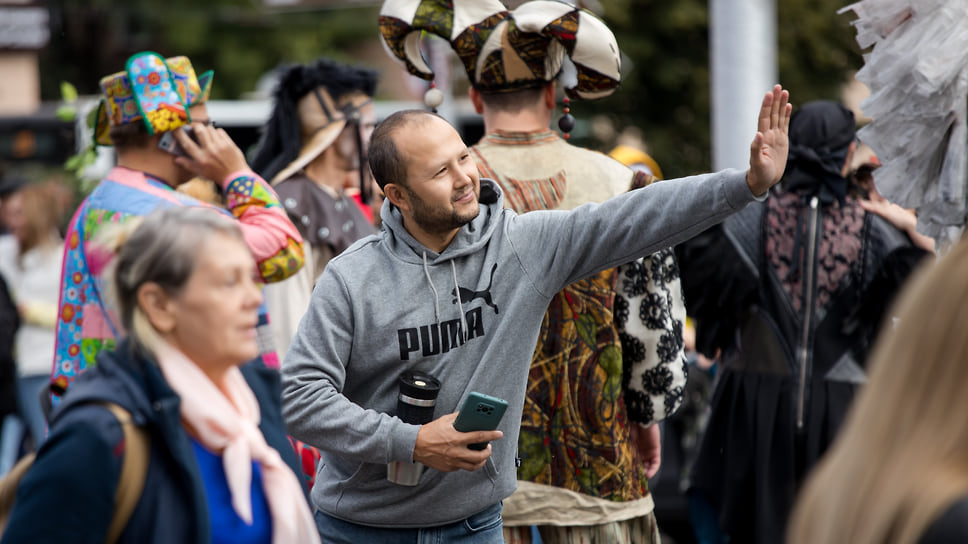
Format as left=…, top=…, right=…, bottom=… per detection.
left=405, top=186, right=479, bottom=234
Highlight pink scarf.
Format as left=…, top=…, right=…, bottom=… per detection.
left=155, top=342, right=320, bottom=544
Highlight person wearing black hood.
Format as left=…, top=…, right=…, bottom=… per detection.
left=674, top=100, right=931, bottom=544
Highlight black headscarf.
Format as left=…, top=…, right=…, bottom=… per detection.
left=782, top=101, right=856, bottom=205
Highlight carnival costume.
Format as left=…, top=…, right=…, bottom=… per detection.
left=840, top=0, right=968, bottom=247
left=379, top=1, right=684, bottom=538
left=51, top=53, right=304, bottom=401
left=250, top=59, right=378, bottom=362
left=678, top=102, right=928, bottom=544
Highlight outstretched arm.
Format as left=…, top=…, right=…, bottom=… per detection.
left=746, top=85, right=793, bottom=196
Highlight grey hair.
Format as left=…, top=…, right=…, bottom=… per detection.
left=102, top=206, right=245, bottom=355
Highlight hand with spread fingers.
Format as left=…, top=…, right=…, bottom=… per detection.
left=746, top=85, right=793, bottom=197
left=173, top=122, right=250, bottom=182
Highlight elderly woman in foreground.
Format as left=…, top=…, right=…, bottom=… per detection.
left=1, top=206, right=319, bottom=544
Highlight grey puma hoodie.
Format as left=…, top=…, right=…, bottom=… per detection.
left=282, top=171, right=756, bottom=528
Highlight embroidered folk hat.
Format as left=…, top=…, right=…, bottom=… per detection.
left=94, top=52, right=213, bottom=146
left=250, top=58, right=378, bottom=186
left=378, top=0, right=621, bottom=100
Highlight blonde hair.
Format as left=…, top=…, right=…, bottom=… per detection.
left=100, top=206, right=244, bottom=357
left=788, top=242, right=968, bottom=544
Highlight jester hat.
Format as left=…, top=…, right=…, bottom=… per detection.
left=94, top=52, right=214, bottom=146
left=379, top=0, right=621, bottom=100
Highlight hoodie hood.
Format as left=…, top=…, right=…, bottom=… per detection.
left=378, top=178, right=505, bottom=264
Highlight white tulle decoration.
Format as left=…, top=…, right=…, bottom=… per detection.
left=840, top=0, right=968, bottom=248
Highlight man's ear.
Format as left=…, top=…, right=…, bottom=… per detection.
left=543, top=83, right=556, bottom=111
left=383, top=183, right=411, bottom=212
left=137, top=282, right=176, bottom=334
left=469, top=87, right=484, bottom=114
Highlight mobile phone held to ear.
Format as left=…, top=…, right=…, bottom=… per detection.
left=158, top=125, right=197, bottom=157
left=453, top=392, right=508, bottom=451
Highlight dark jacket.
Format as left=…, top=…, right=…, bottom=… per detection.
left=0, top=340, right=305, bottom=544
left=0, top=275, right=19, bottom=418
left=918, top=497, right=968, bottom=544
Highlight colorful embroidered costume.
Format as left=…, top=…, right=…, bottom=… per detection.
left=51, top=167, right=303, bottom=399
left=50, top=52, right=303, bottom=402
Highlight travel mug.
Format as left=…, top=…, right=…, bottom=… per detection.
left=387, top=370, right=441, bottom=486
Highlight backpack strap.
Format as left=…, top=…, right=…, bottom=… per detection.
left=0, top=403, right=149, bottom=540
left=0, top=453, right=37, bottom=532
left=100, top=402, right=150, bottom=544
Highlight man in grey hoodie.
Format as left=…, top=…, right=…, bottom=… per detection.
left=282, top=85, right=792, bottom=541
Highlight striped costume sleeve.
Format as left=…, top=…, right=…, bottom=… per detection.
left=221, top=170, right=305, bottom=283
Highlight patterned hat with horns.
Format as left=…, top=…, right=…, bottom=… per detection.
left=93, top=52, right=213, bottom=146
left=379, top=0, right=621, bottom=100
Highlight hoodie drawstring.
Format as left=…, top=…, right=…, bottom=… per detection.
left=422, top=253, right=469, bottom=344
left=422, top=251, right=441, bottom=325
left=451, top=261, right=468, bottom=343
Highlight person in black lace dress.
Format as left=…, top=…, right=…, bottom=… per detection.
left=676, top=101, right=930, bottom=544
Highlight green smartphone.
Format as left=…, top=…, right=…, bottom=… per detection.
left=453, top=391, right=508, bottom=450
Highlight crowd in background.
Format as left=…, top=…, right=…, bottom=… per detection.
left=0, top=1, right=961, bottom=543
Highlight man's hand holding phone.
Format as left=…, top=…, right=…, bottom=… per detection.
left=161, top=121, right=249, bottom=182
left=413, top=412, right=503, bottom=473
left=453, top=392, right=508, bottom=451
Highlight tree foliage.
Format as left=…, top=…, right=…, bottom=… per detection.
left=37, top=0, right=863, bottom=178
left=583, top=0, right=862, bottom=177
left=39, top=0, right=380, bottom=101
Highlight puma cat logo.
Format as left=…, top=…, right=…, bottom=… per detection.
left=452, top=263, right=499, bottom=314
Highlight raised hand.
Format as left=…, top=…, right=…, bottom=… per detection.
left=746, top=85, right=792, bottom=196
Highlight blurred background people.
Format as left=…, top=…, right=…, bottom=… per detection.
left=676, top=100, right=930, bottom=543
left=0, top=174, right=24, bottom=477
left=609, top=145, right=664, bottom=180
left=786, top=238, right=968, bottom=544
left=0, top=206, right=319, bottom=544
left=250, top=57, right=379, bottom=360
left=0, top=179, right=69, bottom=464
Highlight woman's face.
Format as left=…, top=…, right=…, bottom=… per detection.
left=164, top=231, right=263, bottom=375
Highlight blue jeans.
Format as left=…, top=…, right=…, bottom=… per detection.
left=314, top=502, right=504, bottom=544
